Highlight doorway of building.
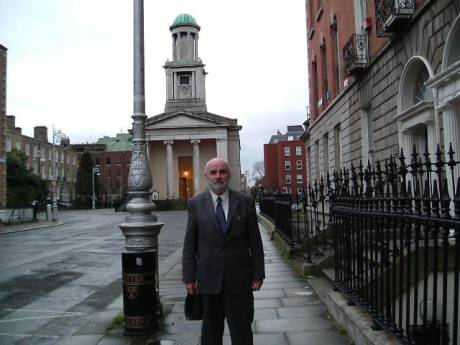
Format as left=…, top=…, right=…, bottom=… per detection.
left=178, top=156, right=193, bottom=200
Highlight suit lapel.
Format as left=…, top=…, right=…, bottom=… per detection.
left=226, top=190, right=239, bottom=232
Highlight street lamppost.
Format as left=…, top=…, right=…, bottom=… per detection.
left=118, top=0, right=164, bottom=336
left=52, top=126, right=65, bottom=220
left=92, top=165, right=99, bottom=210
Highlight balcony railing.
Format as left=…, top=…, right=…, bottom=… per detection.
left=375, top=0, right=414, bottom=37
left=343, top=33, right=369, bottom=76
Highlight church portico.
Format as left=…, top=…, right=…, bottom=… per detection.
left=145, top=14, right=242, bottom=200
left=148, top=136, right=231, bottom=199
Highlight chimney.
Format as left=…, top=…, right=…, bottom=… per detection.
left=5, top=115, right=15, bottom=130
left=15, top=127, right=22, bottom=134
left=34, top=126, right=48, bottom=142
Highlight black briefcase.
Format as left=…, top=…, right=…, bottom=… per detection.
left=184, top=293, right=203, bottom=320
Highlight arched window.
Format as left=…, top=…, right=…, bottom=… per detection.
left=412, top=67, right=430, bottom=105
left=396, top=57, right=436, bottom=159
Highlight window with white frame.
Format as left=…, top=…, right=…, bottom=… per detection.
left=360, top=107, right=375, bottom=165
left=296, top=146, right=302, bottom=156
left=334, top=125, right=341, bottom=170
left=315, top=140, right=320, bottom=180
left=283, top=187, right=288, bottom=193
left=288, top=135, right=294, bottom=141
left=284, top=147, right=291, bottom=156
left=297, top=160, right=302, bottom=170
left=285, top=161, right=291, bottom=170
left=286, top=174, right=291, bottom=184
left=6, top=137, right=11, bottom=152
left=16, top=140, right=21, bottom=151
left=297, top=174, right=303, bottom=184
left=25, top=143, right=30, bottom=156
left=323, top=133, right=329, bottom=174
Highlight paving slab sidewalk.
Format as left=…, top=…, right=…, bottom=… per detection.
left=81, top=220, right=352, bottom=345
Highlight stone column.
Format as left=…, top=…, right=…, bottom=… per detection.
left=164, top=140, right=174, bottom=198
left=191, top=140, right=201, bottom=195
left=216, top=139, right=228, bottom=161
left=195, top=34, right=199, bottom=59
left=172, top=34, right=177, bottom=61
left=402, top=130, right=413, bottom=160
left=188, top=32, right=194, bottom=60
left=426, top=121, right=437, bottom=158
left=441, top=105, right=460, bottom=195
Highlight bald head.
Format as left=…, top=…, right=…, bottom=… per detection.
left=205, top=157, right=231, bottom=195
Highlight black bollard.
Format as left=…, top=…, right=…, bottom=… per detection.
left=122, top=251, right=157, bottom=335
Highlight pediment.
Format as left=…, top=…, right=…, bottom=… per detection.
left=146, top=111, right=229, bottom=130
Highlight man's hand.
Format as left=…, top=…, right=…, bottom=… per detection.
left=252, top=279, right=263, bottom=291
left=185, top=282, right=199, bottom=295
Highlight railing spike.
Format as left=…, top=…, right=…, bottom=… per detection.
left=406, top=180, right=413, bottom=214
left=432, top=179, right=440, bottom=218
left=423, top=179, right=431, bottom=217
left=454, top=177, right=460, bottom=220
left=440, top=178, right=451, bottom=219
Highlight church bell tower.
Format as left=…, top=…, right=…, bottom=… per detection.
left=164, top=14, right=207, bottom=113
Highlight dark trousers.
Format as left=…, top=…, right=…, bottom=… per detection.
left=201, top=291, right=254, bottom=345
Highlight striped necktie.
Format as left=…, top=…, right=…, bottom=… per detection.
left=216, top=196, right=227, bottom=232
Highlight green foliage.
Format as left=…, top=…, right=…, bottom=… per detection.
left=75, top=151, right=99, bottom=207
left=6, top=150, right=49, bottom=207
left=106, top=313, right=124, bottom=333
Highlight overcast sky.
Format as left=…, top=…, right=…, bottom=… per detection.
left=0, top=0, right=308, bottom=175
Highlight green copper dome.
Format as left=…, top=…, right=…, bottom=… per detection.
left=173, top=13, right=197, bottom=26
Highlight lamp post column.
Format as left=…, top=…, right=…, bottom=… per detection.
left=92, top=166, right=98, bottom=210
left=52, top=127, right=65, bottom=221
left=118, top=0, right=164, bottom=336
left=92, top=167, right=95, bottom=210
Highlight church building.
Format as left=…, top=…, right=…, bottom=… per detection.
left=145, top=14, right=242, bottom=200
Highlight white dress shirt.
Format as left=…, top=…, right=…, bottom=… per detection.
left=210, top=190, right=229, bottom=221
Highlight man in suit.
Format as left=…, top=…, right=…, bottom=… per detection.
left=182, top=157, right=265, bottom=345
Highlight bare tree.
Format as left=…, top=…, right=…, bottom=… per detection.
left=251, top=161, right=264, bottom=185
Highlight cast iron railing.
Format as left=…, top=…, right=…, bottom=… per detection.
left=375, top=0, right=414, bottom=37
left=259, top=185, right=332, bottom=261
left=343, top=33, right=369, bottom=76
left=330, top=145, right=459, bottom=345
left=259, top=193, right=293, bottom=243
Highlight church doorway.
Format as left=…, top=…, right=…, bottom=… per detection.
left=178, top=156, right=193, bottom=200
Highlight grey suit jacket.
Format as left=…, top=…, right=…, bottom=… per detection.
left=182, top=189, right=265, bottom=295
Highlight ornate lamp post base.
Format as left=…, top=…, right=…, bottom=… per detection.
left=119, top=192, right=164, bottom=251
left=119, top=0, right=165, bottom=335
left=119, top=191, right=164, bottom=334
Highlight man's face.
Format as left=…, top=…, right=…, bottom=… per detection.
left=205, top=159, right=231, bottom=195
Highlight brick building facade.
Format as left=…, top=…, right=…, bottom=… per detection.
left=303, top=0, right=460, bottom=186
left=72, top=133, right=132, bottom=206
left=264, top=126, right=307, bottom=194
left=4, top=116, right=78, bottom=206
